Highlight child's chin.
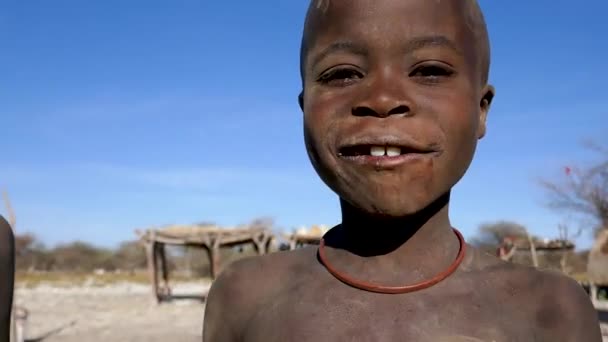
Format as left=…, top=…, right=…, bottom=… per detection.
left=352, top=198, right=433, bottom=218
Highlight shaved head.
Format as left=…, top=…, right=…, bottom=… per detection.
left=299, top=0, right=491, bottom=85
left=461, top=0, right=490, bottom=83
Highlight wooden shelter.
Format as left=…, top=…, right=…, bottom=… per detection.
left=284, top=225, right=329, bottom=250
left=136, top=223, right=274, bottom=303
left=497, top=235, right=575, bottom=270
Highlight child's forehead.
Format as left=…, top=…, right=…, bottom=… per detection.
left=301, top=0, right=490, bottom=83
left=306, top=0, right=475, bottom=42
left=307, top=1, right=472, bottom=51
left=311, top=0, right=464, bottom=16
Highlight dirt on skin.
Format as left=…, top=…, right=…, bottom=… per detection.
left=14, top=282, right=210, bottom=342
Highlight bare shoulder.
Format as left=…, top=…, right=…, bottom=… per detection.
left=202, top=247, right=318, bottom=342
left=0, top=214, right=15, bottom=283
left=470, top=249, right=602, bottom=341
left=526, top=267, right=602, bottom=341
left=0, top=215, right=15, bottom=342
left=0, top=215, right=12, bottom=242
left=0, top=214, right=14, bottom=269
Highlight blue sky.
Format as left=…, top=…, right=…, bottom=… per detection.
left=1, top=0, right=606, bottom=249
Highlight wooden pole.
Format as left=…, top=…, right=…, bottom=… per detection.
left=252, top=232, right=267, bottom=255
left=145, top=239, right=159, bottom=304
left=261, top=232, right=272, bottom=254
left=158, top=243, right=170, bottom=299
left=526, top=232, right=539, bottom=268
left=266, top=235, right=274, bottom=253
left=289, top=235, right=297, bottom=251
left=208, top=237, right=222, bottom=279
left=204, top=245, right=220, bottom=280
left=185, top=246, right=193, bottom=278
left=11, top=307, right=27, bottom=342
left=590, top=283, right=598, bottom=305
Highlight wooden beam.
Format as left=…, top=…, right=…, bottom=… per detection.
left=265, top=236, right=275, bottom=253
left=158, top=243, right=171, bottom=299
left=138, top=228, right=273, bottom=247
left=203, top=245, right=221, bottom=280
left=145, top=240, right=160, bottom=304
left=209, top=237, right=222, bottom=279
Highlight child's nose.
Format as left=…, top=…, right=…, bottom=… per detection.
left=351, top=73, right=412, bottom=118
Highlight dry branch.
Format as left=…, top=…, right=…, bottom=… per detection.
left=539, top=142, right=608, bottom=234
left=2, top=190, right=16, bottom=230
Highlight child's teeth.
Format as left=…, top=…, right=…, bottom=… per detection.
left=386, top=146, right=401, bottom=156
left=370, top=146, right=385, bottom=156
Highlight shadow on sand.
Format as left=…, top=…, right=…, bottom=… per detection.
left=24, top=320, right=77, bottom=342
left=158, top=293, right=206, bottom=304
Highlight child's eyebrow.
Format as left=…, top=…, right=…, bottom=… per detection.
left=309, top=35, right=462, bottom=70
left=310, top=41, right=368, bottom=69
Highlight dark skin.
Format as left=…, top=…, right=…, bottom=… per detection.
left=203, top=0, right=602, bottom=341
left=0, top=216, right=15, bottom=342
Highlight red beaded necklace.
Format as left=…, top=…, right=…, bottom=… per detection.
left=317, top=228, right=466, bottom=294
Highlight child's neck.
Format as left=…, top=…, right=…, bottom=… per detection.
left=338, top=192, right=452, bottom=254
left=321, top=193, right=462, bottom=285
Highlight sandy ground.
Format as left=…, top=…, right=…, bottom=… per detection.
left=14, top=282, right=210, bottom=342
left=14, top=282, right=608, bottom=342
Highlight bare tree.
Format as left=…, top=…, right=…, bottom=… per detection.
left=556, top=221, right=584, bottom=275
left=526, top=231, right=539, bottom=268
left=470, top=220, right=529, bottom=250
left=1, top=190, right=16, bottom=230
left=539, top=141, right=608, bottom=236
left=538, top=141, right=608, bottom=283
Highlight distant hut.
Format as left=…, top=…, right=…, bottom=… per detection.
left=497, top=235, right=575, bottom=271
left=284, top=225, right=330, bottom=250
left=136, top=222, right=275, bottom=304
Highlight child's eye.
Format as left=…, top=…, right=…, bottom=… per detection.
left=317, top=67, right=363, bottom=87
left=409, top=64, right=454, bottom=83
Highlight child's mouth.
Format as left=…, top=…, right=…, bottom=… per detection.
left=338, top=145, right=419, bottom=157
left=337, top=144, right=438, bottom=169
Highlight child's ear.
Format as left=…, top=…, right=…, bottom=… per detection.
left=477, top=84, right=495, bottom=139
left=298, top=91, right=304, bottom=110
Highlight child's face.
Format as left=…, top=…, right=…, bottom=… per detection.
left=300, top=0, right=493, bottom=217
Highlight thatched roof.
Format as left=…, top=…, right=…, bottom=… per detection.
left=277, top=225, right=330, bottom=247
left=499, top=236, right=576, bottom=271
left=156, top=224, right=227, bottom=237
left=135, top=223, right=273, bottom=246
left=293, top=225, right=329, bottom=238
left=587, top=229, right=608, bottom=285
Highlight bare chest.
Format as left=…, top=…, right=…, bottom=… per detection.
left=242, top=287, right=535, bottom=342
